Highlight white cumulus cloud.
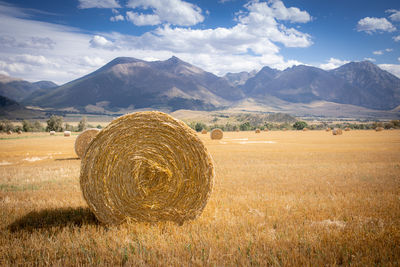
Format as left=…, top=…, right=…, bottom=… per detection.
left=378, top=64, right=400, bottom=78
left=89, top=35, right=114, bottom=49
left=320, top=58, right=350, bottom=70
left=364, top=57, right=376, bottom=62
left=356, top=17, right=396, bottom=34
left=126, top=0, right=204, bottom=26
left=126, top=11, right=160, bottom=26
left=386, top=9, right=400, bottom=21
left=394, top=35, right=400, bottom=42
left=78, top=0, right=120, bottom=9
left=110, top=14, right=124, bottom=22
left=373, top=50, right=383, bottom=55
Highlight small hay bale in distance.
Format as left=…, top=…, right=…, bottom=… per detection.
left=201, top=129, right=207, bottom=134
left=264, top=128, right=269, bottom=132
left=255, top=128, right=261, bottom=133
left=7, top=130, right=12, bottom=135
left=75, top=128, right=101, bottom=159
left=80, top=111, right=215, bottom=225
left=50, top=131, right=56, bottom=135
left=332, top=128, right=343, bottom=135
left=344, top=127, right=350, bottom=131
left=63, top=131, right=71, bottom=137
left=375, top=127, right=384, bottom=132
left=283, top=128, right=288, bottom=131
left=325, top=127, right=331, bottom=132
left=17, top=130, right=22, bottom=134
left=303, top=128, right=309, bottom=131
left=210, top=128, right=223, bottom=140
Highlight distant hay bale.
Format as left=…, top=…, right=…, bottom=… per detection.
left=17, top=130, right=22, bottom=134
left=375, top=127, right=384, bottom=131
left=344, top=127, right=350, bottom=131
left=63, top=131, right=71, bottom=137
left=201, top=129, right=207, bottom=134
left=264, top=128, right=269, bottom=132
left=7, top=130, right=12, bottom=135
left=236, top=129, right=240, bottom=132
left=74, top=128, right=101, bottom=159
left=50, top=131, right=56, bottom=135
left=283, top=128, right=288, bottom=131
left=80, top=111, right=214, bottom=225
left=332, top=128, right=343, bottom=135
left=210, top=128, right=223, bottom=140
left=326, top=127, right=331, bottom=132
left=303, top=128, right=309, bottom=131
left=255, top=128, right=260, bottom=133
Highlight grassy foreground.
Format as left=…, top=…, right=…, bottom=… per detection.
left=0, top=130, right=399, bottom=266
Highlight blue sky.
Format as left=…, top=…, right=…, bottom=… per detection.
left=0, top=0, right=399, bottom=84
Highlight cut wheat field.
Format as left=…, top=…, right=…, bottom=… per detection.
left=0, top=130, right=399, bottom=266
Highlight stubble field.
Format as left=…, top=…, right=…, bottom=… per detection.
left=0, top=130, right=399, bottom=266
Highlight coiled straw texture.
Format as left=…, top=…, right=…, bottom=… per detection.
left=75, top=128, right=101, bottom=159
left=80, top=111, right=215, bottom=225
left=210, top=128, right=223, bottom=140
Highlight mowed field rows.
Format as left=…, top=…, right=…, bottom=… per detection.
left=0, top=130, right=399, bottom=265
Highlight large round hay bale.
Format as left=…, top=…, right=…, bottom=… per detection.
left=201, top=129, right=207, bottom=134
left=210, top=128, right=223, bottom=140
left=7, top=130, right=12, bottom=135
left=64, top=131, right=71, bottom=137
left=375, top=127, right=384, bottom=132
left=50, top=131, right=56, bottom=135
left=255, top=128, right=260, bottom=133
left=75, top=128, right=101, bottom=159
left=80, top=111, right=215, bottom=225
left=332, top=128, right=343, bottom=135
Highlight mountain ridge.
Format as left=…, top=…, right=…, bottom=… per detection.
left=2, top=57, right=400, bottom=118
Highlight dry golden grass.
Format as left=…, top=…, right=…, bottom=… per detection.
left=1, top=130, right=400, bottom=266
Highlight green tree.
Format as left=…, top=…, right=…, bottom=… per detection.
left=22, top=120, right=34, bottom=132
left=78, top=116, right=88, bottom=132
left=293, top=121, right=308, bottom=130
left=239, top=122, right=251, bottom=131
left=33, top=121, right=43, bottom=132
left=46, top=115, right=63, bottom=132
left=0, top=120, right=14, bottom=132
left=194, top=122, right=206, bottom=132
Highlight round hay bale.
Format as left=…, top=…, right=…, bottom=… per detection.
left=264, top=128, right=269, bottom=132
left=75, top=128, right=101, bottom=159
left=17, top=130, right=22, bottom=134
left=210, top=128, right=223, bottom=140
left=50, top=131, right=56, bottom=135
left=375, top=127, right=384, bottom=132
left=236, top=129, right=240, bottom=132
left=344, top=127, right=350, bottom=131
left=80, top=111, right=215, bottom=225
left=255, top=128, right=260, bottom=133
left=201, top=129, right=207, bottom=134
left=303, top=128, right=309, bottom=131
left=325, top=127, right=331, bottom=132
left=332, top=128, right=343, bottom=135
left=283, top=128, right=288, bottom=131
left=64, top=131, right=71, bottom=137
left=7, top=130, right=12, bottom=135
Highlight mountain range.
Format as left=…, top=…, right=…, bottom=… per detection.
left=0, top=56, right=399, bottom=118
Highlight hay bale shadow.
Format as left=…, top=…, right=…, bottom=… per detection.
left=55, top=157, right=80, bottom=161
left=8, top=207, right=99, bottom=233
